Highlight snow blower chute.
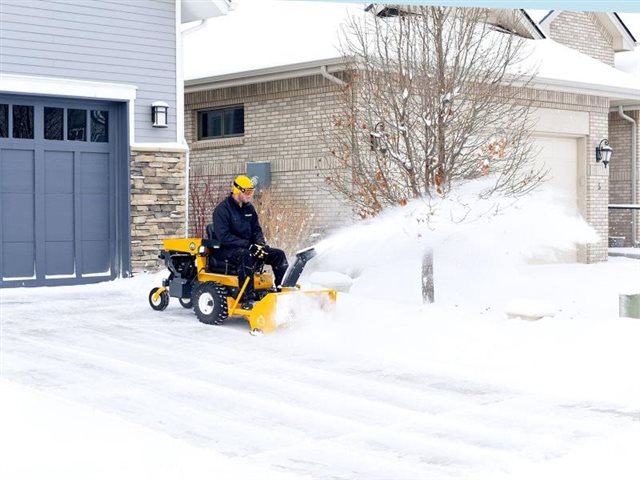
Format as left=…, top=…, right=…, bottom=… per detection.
left=148, top=231, right=336, bottom=334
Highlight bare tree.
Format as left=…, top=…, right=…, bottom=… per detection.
left=326, top=6, right=545, bottom=218
left=324, top=6, right=546, bottom=302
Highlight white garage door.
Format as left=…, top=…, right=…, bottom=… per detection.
left=532, top=135, right=579, bottom=262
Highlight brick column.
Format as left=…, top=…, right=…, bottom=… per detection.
left=585, top=112, right=609, bottom=262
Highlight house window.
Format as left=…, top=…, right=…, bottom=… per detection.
left=198, top=106, right=244, bottom=140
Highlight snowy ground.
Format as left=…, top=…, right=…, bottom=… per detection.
left=2, top=195, right=640, bottom=479
left=2, top=258, right=640, bottom=479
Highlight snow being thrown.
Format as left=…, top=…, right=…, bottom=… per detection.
left=302, top=177, right=599, bottom=309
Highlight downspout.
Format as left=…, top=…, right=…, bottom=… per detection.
left=320, top=65, right=346, bottom=86
left=618, top=106, right=637, bottom=246
left=182, top=18, right=208, bottom=35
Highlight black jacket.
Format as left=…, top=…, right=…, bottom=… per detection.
left=212, top=195, right=266, bottom=249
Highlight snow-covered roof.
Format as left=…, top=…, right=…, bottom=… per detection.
left=522, top=39, right=640, bottom=104
left=183, top=0, right=366, bottom=81
left=616, top=46, right=640, bottom=78
left=184, top=1, right=640, bottom=104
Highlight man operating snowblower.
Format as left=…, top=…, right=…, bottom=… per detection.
left=211, top=175, right=288, bottom=306
left=148, top=173, right=335, bottom=334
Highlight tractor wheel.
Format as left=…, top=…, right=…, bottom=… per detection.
left=179, top=297, right=193, bottom=309
left=193, top=282, right=228, bottom=325
left=148, top=287, right=169, bottom=311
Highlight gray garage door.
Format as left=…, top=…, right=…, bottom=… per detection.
left=0, top=94, right=124, bottom=287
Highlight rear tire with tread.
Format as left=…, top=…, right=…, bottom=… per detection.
left=193, top=282, right=228, bottom=325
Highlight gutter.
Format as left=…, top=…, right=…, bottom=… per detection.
left=320, top=65, right=346, bottom=86
left=185, top=57, right=347, bottom=92
left=618, top=106, right=638, bottom=246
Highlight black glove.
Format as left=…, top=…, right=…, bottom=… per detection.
left=249, top=243, right=267, bottom=259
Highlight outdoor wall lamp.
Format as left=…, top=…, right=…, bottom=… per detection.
left=370, top=121, right=387, bottom=153
left=595, top=139, right=613, bottom=168
left=151, top=101, right=169, bottom=128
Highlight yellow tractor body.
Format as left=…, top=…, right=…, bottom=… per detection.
left=148, top=237, right=336, bottom=334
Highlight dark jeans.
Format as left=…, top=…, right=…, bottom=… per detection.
left=219, top=246, right=288, bottom=297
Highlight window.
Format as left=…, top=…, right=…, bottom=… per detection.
left=0, top=104, right=7, bottom=138
left=44, top=107, right=64, bottom=140
left=68, top=108, right=86, bottom=141
left=13, top=105, right=34, bottom=139
left=90, top=110, right=109, bottom=142
left=198, top=106, right=244, bottom=140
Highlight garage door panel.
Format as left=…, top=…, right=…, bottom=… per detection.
left=2, top=193, right=34, bottom=241
left=3, top=242, right=35, bottom=278
left=80, top=152, right=109, bottom=194
left=81, top=194, right=109, bottom=240
left=45, top=151, right=74, bottom=194
left=45, top=194, right=74, bottom=241
left=81, top=240, right=110, bottom=275
left=1, top=149, right=34, bottom=193
left=532, top=136, right=579, bottom=263
left=45, top=241, right=75, bottom=276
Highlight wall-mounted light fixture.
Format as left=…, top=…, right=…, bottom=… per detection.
left=595, top=138, right=613, bottom=168
left=151, top=101, right=169, bottom=128
left=370, top=121, right=387, bottom=153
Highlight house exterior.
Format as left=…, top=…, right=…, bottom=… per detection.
left=536, top=11, right=640, bottom=249
left=0, top=0, right=231, bottom=287
left=184, top=5, right=640, bottom=264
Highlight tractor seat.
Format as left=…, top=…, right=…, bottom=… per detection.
left=206, top=256, right=237, bottom=275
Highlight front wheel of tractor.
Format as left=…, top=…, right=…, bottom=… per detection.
left=148, top=287, right=169, bottom=311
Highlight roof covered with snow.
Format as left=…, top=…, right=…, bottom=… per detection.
left=184, top=1, right=640, bottom=102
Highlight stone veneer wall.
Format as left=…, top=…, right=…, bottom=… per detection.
left=548, top=12, right=615, bottom=66
left=130, top=148, right=187, bottom=272
left=186, top=76, right=611, bottom=263
left=609, top=109, right=640, bottom=247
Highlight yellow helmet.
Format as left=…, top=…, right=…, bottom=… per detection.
left=232, top=175, right=255, bottom=194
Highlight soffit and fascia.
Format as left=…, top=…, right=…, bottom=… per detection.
left=182, top=0, right=231, bottom=24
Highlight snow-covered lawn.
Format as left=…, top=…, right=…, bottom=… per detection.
left=2, top=252, right=640, bottom=479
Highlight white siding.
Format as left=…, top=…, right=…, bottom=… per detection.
left=0, top=0, right=177, bottom=143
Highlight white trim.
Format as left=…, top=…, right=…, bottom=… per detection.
left=0, top=73, right=137, bottom=100
left=537, top=10, right=560, bottom=36
left=131, top=142, right=188, bottom=153
left=0, top=72, right=138, bottom=143
left=529, top=76, right=640, bottom=101
left=176, top=0, right=185, bottom=144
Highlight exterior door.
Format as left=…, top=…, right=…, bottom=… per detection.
left=0, top=94, right=121, bottom=287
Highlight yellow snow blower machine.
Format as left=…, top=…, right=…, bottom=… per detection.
left=148, top=226, right=336, bottom=334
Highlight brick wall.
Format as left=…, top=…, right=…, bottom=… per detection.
left=186, top=76, right=612, bottom=263
left=609, top=110, right=640, bottom=247
left=549, top=12, right=615, bottom=66
left=186, top=74, right=351, bottom=237
left=130, top=148, right=187, bottom=271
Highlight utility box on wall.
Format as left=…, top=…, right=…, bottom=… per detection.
left=247, top=162, right=271, bottom=190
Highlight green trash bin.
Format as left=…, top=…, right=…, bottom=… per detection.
left=619, top=294, right=640, bottom=319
